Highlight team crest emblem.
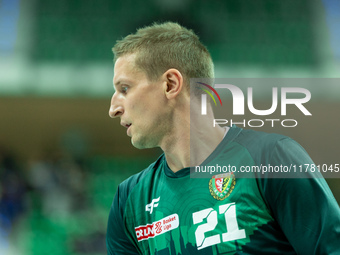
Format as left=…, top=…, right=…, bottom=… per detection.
left=209, top=173, right=236, bottom=200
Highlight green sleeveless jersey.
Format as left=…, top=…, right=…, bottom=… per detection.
left=106, top=126, right=340, bottom=254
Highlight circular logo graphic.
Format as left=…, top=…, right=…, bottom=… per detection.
left=209, top=173, right=236, bottom=200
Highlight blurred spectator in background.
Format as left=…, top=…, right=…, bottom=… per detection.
left=27, top=147, right=87, bottom=217
left=0, top=145, right=28, bottom=252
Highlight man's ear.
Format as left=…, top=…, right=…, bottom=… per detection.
left=162, top=69, right=184, bottom=99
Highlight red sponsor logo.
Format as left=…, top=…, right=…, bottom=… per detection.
left=135, top=214, right=179, bottom=242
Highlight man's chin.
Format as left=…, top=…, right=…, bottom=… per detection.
left=131, top=136, right=157, bottom=150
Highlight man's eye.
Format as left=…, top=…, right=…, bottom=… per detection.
left=121, top=86, right=128, bottom=93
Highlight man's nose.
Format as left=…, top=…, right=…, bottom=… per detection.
left=109, top=94, right=124, bottom=118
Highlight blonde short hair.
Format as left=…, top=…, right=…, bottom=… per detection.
left=112, top=22, right=214, bottom=91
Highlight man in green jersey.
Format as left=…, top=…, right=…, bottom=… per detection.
left=107, top=22, right=340, bottom=254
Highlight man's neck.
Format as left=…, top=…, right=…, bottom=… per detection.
left=161, top=106, right=226, bottom=173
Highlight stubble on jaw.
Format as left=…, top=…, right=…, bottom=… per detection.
left=130, top=110, right=174, bottom=150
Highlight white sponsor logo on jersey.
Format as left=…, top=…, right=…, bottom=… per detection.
left=145, top=197, right=160, bottom=214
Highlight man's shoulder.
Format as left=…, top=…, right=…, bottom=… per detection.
left=230, top=126, right=302, bottom=164
left=235, top=127, right=289, bottom=147
left=231, top=126, right=297, bottom=152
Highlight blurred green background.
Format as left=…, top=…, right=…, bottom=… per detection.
left=0, top=0, right=339, bottom=254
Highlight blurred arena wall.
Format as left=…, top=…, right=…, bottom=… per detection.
left=0, top=0, right=339, bottom=254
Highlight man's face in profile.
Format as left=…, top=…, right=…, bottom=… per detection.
left=109, top=54, right=172, bottom=149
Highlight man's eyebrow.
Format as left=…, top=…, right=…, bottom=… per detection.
left=114, top=81, right=121, bottom=87
left=114, top=79, right=133, bottom=89
left=113, top=80, right=123, bottom=92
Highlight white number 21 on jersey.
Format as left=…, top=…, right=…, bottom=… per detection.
left=192, top=202, right=246, bottom=250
